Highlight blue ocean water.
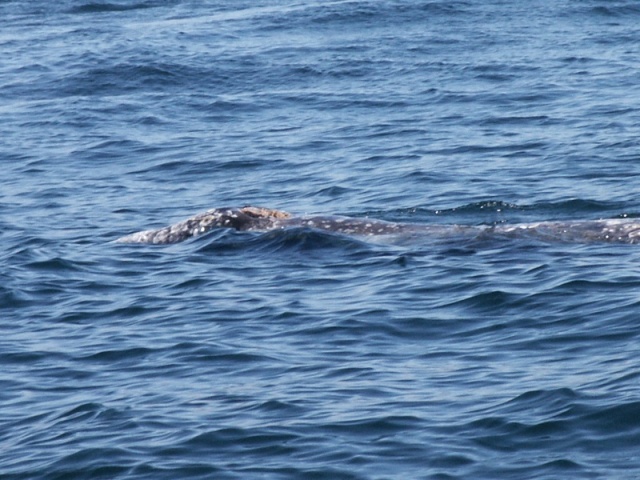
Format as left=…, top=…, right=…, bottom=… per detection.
left=2, top=0, right=640, bottom=478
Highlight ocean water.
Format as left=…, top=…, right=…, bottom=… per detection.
left=3, top=0, right=640, bottom=478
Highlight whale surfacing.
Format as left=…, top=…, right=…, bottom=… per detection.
left=116, top=207, right=292, bottom=244
left=116, top=206, right=640, bottom=245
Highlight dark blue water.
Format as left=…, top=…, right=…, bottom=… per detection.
left=3, top=1, right=640, bottom=478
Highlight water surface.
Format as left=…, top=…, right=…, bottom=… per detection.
left=2, top=1, right=640, bottom=478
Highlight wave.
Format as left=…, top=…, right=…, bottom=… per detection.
left=67, top=2, right=169, bottom=14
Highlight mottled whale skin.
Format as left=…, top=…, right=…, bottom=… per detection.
left=116, top=206, right=640, bottom=245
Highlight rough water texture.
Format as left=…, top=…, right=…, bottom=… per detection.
left=3, top=1, right=640, bottom=479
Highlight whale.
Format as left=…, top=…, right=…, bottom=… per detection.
left=116, top=205, right=640, bottom=245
